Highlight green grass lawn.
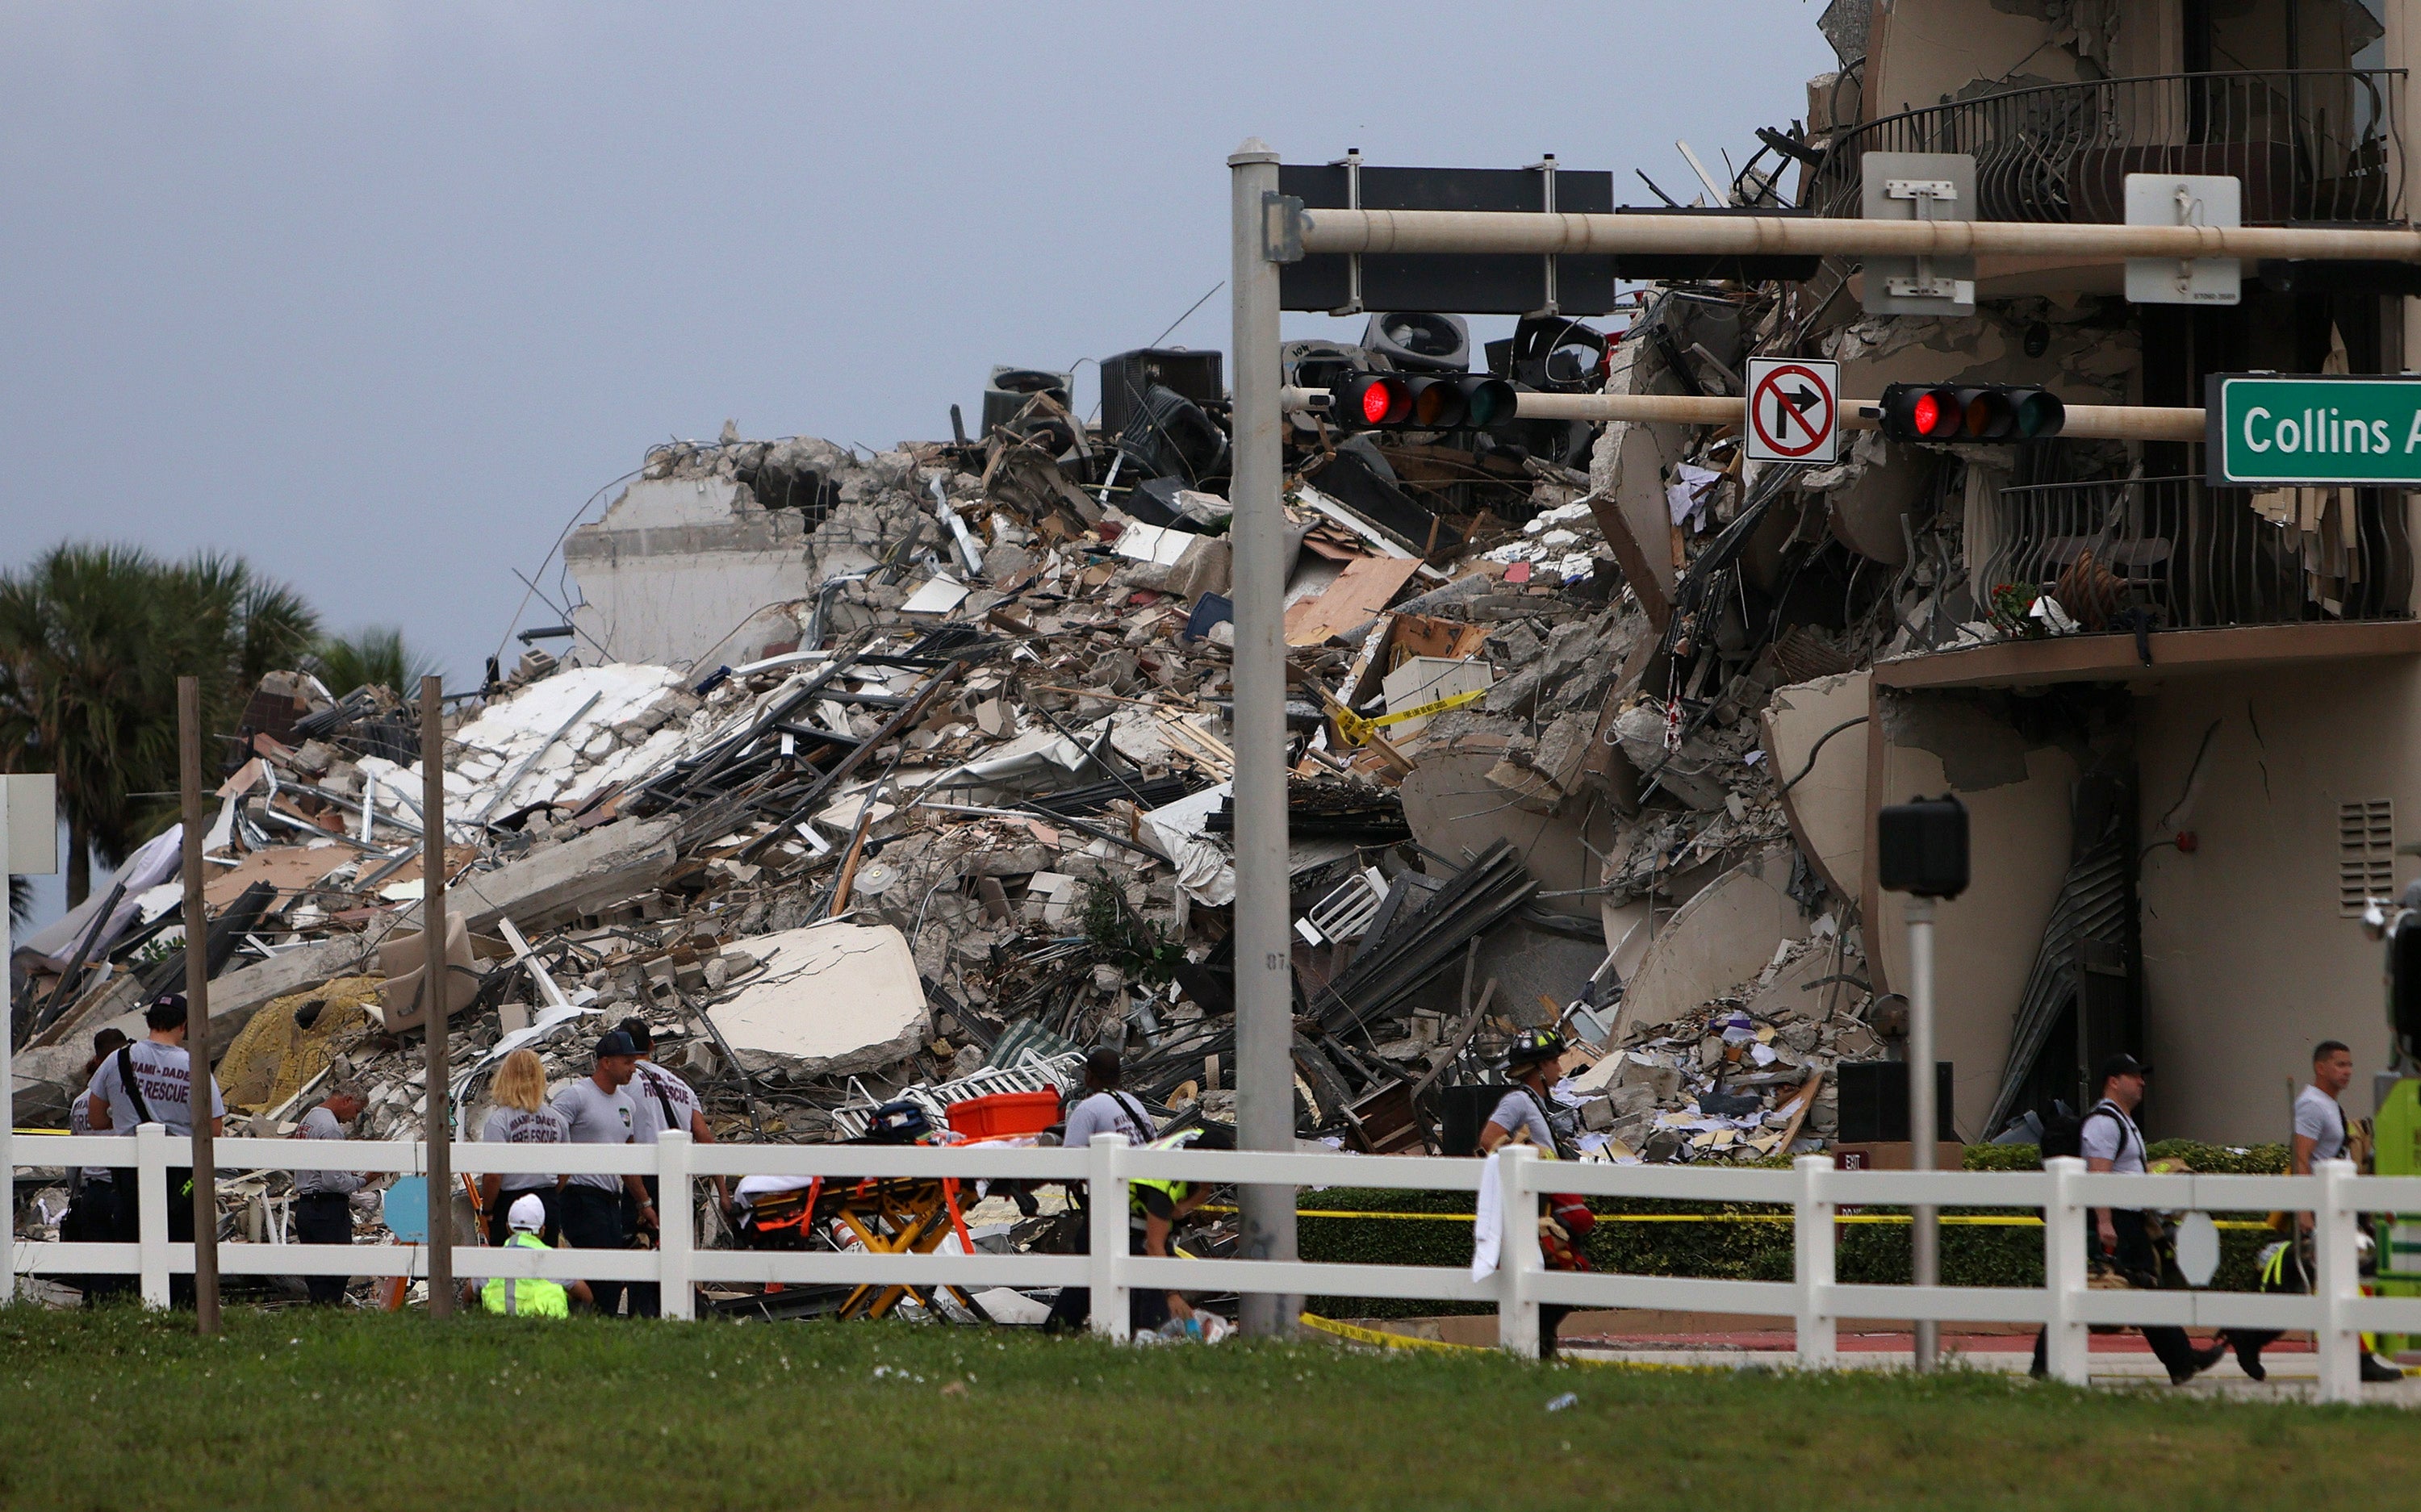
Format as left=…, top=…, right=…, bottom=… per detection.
left=0, top=1306, right=2415, bottom=1511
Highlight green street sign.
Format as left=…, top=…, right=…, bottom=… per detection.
left=2207, top=373, right=2421, bottom=487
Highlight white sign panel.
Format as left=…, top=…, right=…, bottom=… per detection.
left=3, top=774, right=57, bottom=875
left=1745, top=357, right=1839, bottom=465
left=2125, top=173, right=2242, bottom=306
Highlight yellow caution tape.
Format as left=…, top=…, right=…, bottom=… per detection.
left=1298, top=1311, right=1711, bottom=1371
left=1332, top=687, right=1487, bottom=745
left=1298, top=1313, right=1476, bottom=1352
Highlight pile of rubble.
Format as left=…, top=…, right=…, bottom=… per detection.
left=14, top=287, right=1939, bottom=1268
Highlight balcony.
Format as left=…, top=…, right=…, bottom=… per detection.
left=1810, top=70, right=2406, bottom=227
left=1980, top=473, right=2411, bottom=632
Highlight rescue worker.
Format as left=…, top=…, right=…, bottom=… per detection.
left=464, top=1193, right=592, bottom=1317
left=2030, top=1055, right=2227, bottom=1385
left=616, top=1018, right=730, bottom=1318
left=2230, top=1041, right=2402, bottom=1382
left=1477, top=1028, right=1587, bottom=1356
left=479, top=1049, right=567, bottom=1246
left=290, top=1089, right=370, bottom=1305
left=86, top=993, right=225, bottom=1308
left=1127, top=1121, right=1231, bottom=1334
left=1044, top=1050, right=1160, bottom=1334
left=549, top=1030, right=652, bottom=1316
left=63, top=1029, right=130, bottom=1305
left=1061, top=1048, right=1155, bottom=1147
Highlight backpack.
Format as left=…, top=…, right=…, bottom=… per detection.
left=2039, top=1100, right=2132, bottom=1163
left=2038, top=1100, right=2084, bottom=1160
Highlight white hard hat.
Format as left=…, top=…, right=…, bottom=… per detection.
left=508, top=1193, right=546, bottom=1232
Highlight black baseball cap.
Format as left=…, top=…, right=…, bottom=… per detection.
left=144, top=994, right=189, bottom=1031
left=615, top=1017, right=654, bottom=1052
left=595, top=1030, right=642, bottom=1059
left=1084, top=1048, right=1123, bottom=1087
left=2097, top=1053, right=2151, bottom=1082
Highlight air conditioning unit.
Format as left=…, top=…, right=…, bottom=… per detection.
left=1361, top=311, right=1470, bottom=373
left=981, top=367, right=1074, bottom=437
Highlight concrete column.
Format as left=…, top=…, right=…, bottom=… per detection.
left=1228, top=138, right=1299, bottom=1339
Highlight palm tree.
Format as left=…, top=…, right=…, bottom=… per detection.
left=0, top=545, right=320, bottom=905
left=310, top=627, right=439, bottom=700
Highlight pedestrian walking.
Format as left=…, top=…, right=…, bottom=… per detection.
left=2230, top=1041, right=2401, bottom=1382
left=2032, top=1055, right=2226, bottom=1385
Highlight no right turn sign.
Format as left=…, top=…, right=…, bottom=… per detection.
left=1745, top=357, right=1839, bottom=465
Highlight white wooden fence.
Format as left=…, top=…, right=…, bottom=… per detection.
left=10, top=1130, right=2417, bottom=1402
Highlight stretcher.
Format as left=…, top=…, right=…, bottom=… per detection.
left=739, top=1170, right=980, bottom=1321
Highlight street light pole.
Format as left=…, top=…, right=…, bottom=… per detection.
left=1877, top=792, right=1965, bottom=1374
left=1906, top=893, right=1939, bottom=1372
left=1228, top=137, right=1298, bottom=1339
left=178, top=679, right=221, bottom=1334
left=420, top=676, right=454, bottom=1318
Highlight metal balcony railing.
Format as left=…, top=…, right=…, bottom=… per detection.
left=1811, top=70, right=2406, bottom=226
left=1982, top=474, right=2412, bottom=633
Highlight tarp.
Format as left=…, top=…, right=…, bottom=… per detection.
left=13, top=824, right=184, bottom=972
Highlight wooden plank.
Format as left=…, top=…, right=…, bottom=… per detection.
left=1282, top=555, right=1424, bottom=646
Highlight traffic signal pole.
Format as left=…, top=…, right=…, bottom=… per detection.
left=1278, top=386, right=2207, bottom=442
left=1228, top=140, right=1298, bottom=1339
left=1291, top=206, right=2421, bottom=265
left=1228, top=146, right=2418, bottom=1340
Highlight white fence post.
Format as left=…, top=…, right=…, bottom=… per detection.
left=1088, top=1134, right=1131, bottom=1342
left=2042, top=1156, right=2089, bottom=1384
left=2314, top=1159, right=2363, bottom=1403
left=1495, top=1145, right=1541, bottom=1358
left=1794, top=1155, right=1836, bottom=1368
left=136, top=1123, right=171, bottom=1309
left=657, top=1130, right=693, bottom=1322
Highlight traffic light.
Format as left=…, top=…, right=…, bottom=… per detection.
left=1876, top=382, right=2065, bottom=443
left=1878, top=793, right=1970, bottom=899
left=1328, top=374, right=1517, bottom=431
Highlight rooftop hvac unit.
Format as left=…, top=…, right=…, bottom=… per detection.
left=1101, top=348, right=1223, bottom=437
left=1361, top=311, right=1470, bottom=373
left=981, top=367, right=1074, bottom=438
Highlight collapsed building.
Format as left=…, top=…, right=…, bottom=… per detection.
left=10, top=0, right=2419, bottom=1289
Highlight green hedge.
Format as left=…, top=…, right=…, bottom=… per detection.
left=1296, top=1142, right=2292, bottom=1319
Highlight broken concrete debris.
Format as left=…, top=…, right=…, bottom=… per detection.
left=14, top=244, right=1964, bottom=1305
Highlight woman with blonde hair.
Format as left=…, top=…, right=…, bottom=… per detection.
left=479, top=1049, right=568, bottom=1245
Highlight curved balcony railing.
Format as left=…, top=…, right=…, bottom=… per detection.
left=1982, top=474, right=2412, bottom=633
left=1809, top=70, right=2404, bottom=227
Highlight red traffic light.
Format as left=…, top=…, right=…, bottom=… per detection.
left=1883, top=384, right=1963, bottom=441
left=1879, top=382, right=2061, bottom=443
left=1333, top=374, right=1410, bottom=427
left=1330, top=372, right=1513, bottom=431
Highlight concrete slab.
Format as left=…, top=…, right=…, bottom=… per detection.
left=705, top=920, right=928, bottom=1080
left=1399, top=750, right=1612, bottom=921
left=1607, top=846, right=1805, bottom=1039
left=1760, top=670, right=1868, bottom=899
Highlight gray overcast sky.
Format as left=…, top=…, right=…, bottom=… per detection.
left=3, top=1, right=1829, bottom=921
left=3, top=2, right=1832, bottom=675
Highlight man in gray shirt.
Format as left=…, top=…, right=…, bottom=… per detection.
left=291, top=1092, right=368, bottom=1305
left=1060, top=1049, right=1155, bottom=1150
left=550, top=1030, right=651, bottom=1315
left=617, top=1018, right=727, bottom=1318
